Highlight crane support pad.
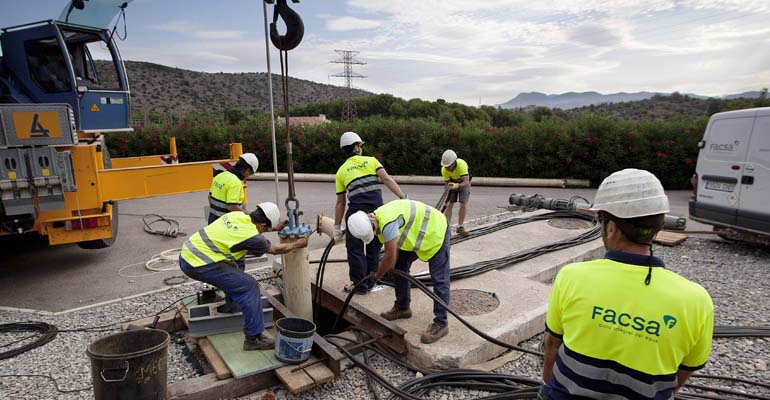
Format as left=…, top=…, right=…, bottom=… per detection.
left=98, top=160, right=230, bottom=202
left=0, top=104, right=77, bottom=147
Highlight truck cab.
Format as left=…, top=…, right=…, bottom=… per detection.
left=0, top=20, right=130, bottom=132
left=689, top=107, right=770, bottom=245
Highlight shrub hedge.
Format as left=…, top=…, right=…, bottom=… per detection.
left=106, top=114, right=707, bottom=189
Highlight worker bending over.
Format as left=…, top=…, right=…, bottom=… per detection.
left=334, top=131, right=406, bottom=294
left=347, top=199, right=451, bottom=344
left=541, top=169, right=714, bottom=400
left=180, top=203, right=307, bottom=351
left=440, top=149, right=471, bottom=237
left=208, top=153, right=260, bottom=223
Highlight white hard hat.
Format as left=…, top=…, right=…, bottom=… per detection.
left=347, top=211, right=375, bottom=244
left=240, top=153, right=259, bottom=172
left=588, top=169, right=670, bottom=219
left=340, top=131, right=363, bottom=148
left=257, top=202, right=281, bottom=228
left=441, top=149, right=457, bottom=167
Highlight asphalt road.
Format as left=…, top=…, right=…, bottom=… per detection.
left=0, top=181, right=705, bottom=312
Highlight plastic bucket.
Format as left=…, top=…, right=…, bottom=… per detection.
left=86, top=329, right=170, bottom=400
left=274, top=317, right=315, bottom=364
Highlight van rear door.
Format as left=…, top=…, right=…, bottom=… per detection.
left=737, top=111, right=770, bottom=234
left=694, top=112, right=755, bottom=226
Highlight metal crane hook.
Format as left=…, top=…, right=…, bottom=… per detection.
left=270, top=0, right=304, bottom=51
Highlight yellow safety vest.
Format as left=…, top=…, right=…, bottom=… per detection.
left=209, top=171, right=244, bottom=218
left=374, top=200, right=447, bottom=261
left=181, top=211, right=259, bottom=267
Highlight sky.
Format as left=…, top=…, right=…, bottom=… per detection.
left=2, top=0, right=769, bottom=106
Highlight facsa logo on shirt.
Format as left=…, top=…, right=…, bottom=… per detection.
left=591, top=306, right=677, bottom=337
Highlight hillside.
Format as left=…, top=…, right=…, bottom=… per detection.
left=96, top=60, right=372, bottom=116
left=500, top=90, right=762, bottom=110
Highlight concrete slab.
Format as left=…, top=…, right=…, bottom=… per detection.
left=306, top=210, right=605, bottom=369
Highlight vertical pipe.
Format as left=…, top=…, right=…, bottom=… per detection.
left=230, top=143, right=243, bottom=159
left=281, top=238, right=312, bottom=321
left=169, top=136, right=177, bottom=156
left=262, top=1, right=281, bottom=207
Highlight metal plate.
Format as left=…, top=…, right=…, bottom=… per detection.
left=705, top=180, right=735, bottom=192
left=449, top=289, right=499, bottom=316
left=547, top=218, right=593, bottom=230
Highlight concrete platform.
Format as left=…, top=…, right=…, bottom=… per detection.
left=306, top=210, right=604, bottom=369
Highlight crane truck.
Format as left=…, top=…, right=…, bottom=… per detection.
left=0, top=0, right=242, bottom=249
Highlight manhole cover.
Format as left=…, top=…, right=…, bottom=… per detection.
left=449, top=289, right=499, bottom=316
left=548, top=218, right=593, bottom=230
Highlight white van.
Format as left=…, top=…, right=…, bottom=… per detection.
left=689, top=107, right=770, bottom=245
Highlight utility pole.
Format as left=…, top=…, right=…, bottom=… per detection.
left=330, top=50, right=365, bottom=121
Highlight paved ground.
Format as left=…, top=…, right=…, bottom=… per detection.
left=0, top=181, right=706, bottom=312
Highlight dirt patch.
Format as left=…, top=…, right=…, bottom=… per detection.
left=450, top=289, right=500, bottom=316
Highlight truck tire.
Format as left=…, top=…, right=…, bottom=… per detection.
left=77, top=143, right=119, bottom=249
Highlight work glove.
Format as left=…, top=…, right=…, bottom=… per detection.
left=450, top=183, right=460, bottom=190
left=333, top=224, right=344, bottom=242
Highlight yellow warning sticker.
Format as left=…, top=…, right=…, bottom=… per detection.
left=90, top=104, right=101, bottom=112
left=42, top=168, right=51, bottom=177
left=12, top=112, right=63, bottom=139
left=8, top=172, right=16, bottom=180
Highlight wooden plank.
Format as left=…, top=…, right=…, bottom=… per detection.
left=120, top=310, right=185, bottom=333
left=168, top=371, right=277, bottom=400
left=466, top=350, right=522, bottom=372
left=654, top=231, right=687, bottom=246
left=275, top=355, right=335, bottom=395
left=266, top=292, right=344, bottom=377
left=207, top=330, right=284, bottom=379
left=198, top=338, right=232, bottom=380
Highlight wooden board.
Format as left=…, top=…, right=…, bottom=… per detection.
left=168, top=371, right=278, bottom=400
left=654, top=231, right=688, bottom=246
left=121, top=310, right=185, bottom=333
left=207, top=330, right=285, bottom=379
left=198, top=338, right=232, bottom=380
left=275, top=355, right=335, bottom=395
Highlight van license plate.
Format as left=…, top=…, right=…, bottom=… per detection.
left=705, top=180, right=735, bottom=192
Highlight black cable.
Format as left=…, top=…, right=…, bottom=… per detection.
left=0, top=323, right=57, bottom=360
left=713, top=325, right=770, bottom=338
left=142, top=213, right=185, bottom=237
left=0, top=374, right=91, bottom=393
left=313, top=238, right=336, bottom=323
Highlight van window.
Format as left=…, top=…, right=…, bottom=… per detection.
left=705, top=118, right=754, bottom=162
left=748, top=116, right=770, bottom=168
left=25, top=38, right=72, bottom=93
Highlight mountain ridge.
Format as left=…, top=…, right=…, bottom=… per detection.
left=500, top=90, right=762, bottom=110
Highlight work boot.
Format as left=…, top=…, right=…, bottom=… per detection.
left=243, top=334, right=275, bottom=351
left=380, top=306, right=412, bottom=321
left=216, top=302, right=240, bottom=314
left=420, top=321, right=448, bottom=344
left=456, top=226, right=470, bottom=237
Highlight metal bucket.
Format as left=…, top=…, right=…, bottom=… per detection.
left=86, top=329, right=170, bottom=400
left=274, top=317, right=315, bottom=364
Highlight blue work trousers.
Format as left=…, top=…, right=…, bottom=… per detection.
left=180, top=258, right=264, bottom=337
left=345, top=204, right=381, bottom=291
left=393, top=227, right=451, bottom=326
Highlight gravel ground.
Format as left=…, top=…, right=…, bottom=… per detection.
left=0, top=237, right=768, bottom=399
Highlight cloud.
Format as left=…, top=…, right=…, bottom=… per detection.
left=149, top=20, right=244, bottom=40
left=324, top=16, right=383, bottom=31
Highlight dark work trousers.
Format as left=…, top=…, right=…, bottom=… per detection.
left=345, top=204, right=381, bottom=292
left=179, top=257, right=264, bottom=337
left=393, top=227, right=451, bottom=326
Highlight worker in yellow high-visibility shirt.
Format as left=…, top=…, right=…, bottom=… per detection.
left=208, top=153, right=259, bottom=224
left=440, top=149, right=471, bottom=237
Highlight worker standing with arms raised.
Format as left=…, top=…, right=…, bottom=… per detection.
left=334, top=131, right=406, bottom=294
left=208, top=153, right=260, bottom=223
left=347, top=199, right=451, bottom=344
left=180, top=203, right=306, bottom=350
left=440, top=149, right=471, bottom=237
left=540, top=169, right=714, bottom=399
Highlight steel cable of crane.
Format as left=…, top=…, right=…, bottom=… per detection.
left=379, top=211, right=601, bottom=287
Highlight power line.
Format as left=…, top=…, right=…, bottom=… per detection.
left=330, top=50, right=366, bottom=121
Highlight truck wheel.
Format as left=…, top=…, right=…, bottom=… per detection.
left=77, top=143, right=118, bottom=249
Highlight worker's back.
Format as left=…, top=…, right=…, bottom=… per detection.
left=545, top=252, right=713, bottom=399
